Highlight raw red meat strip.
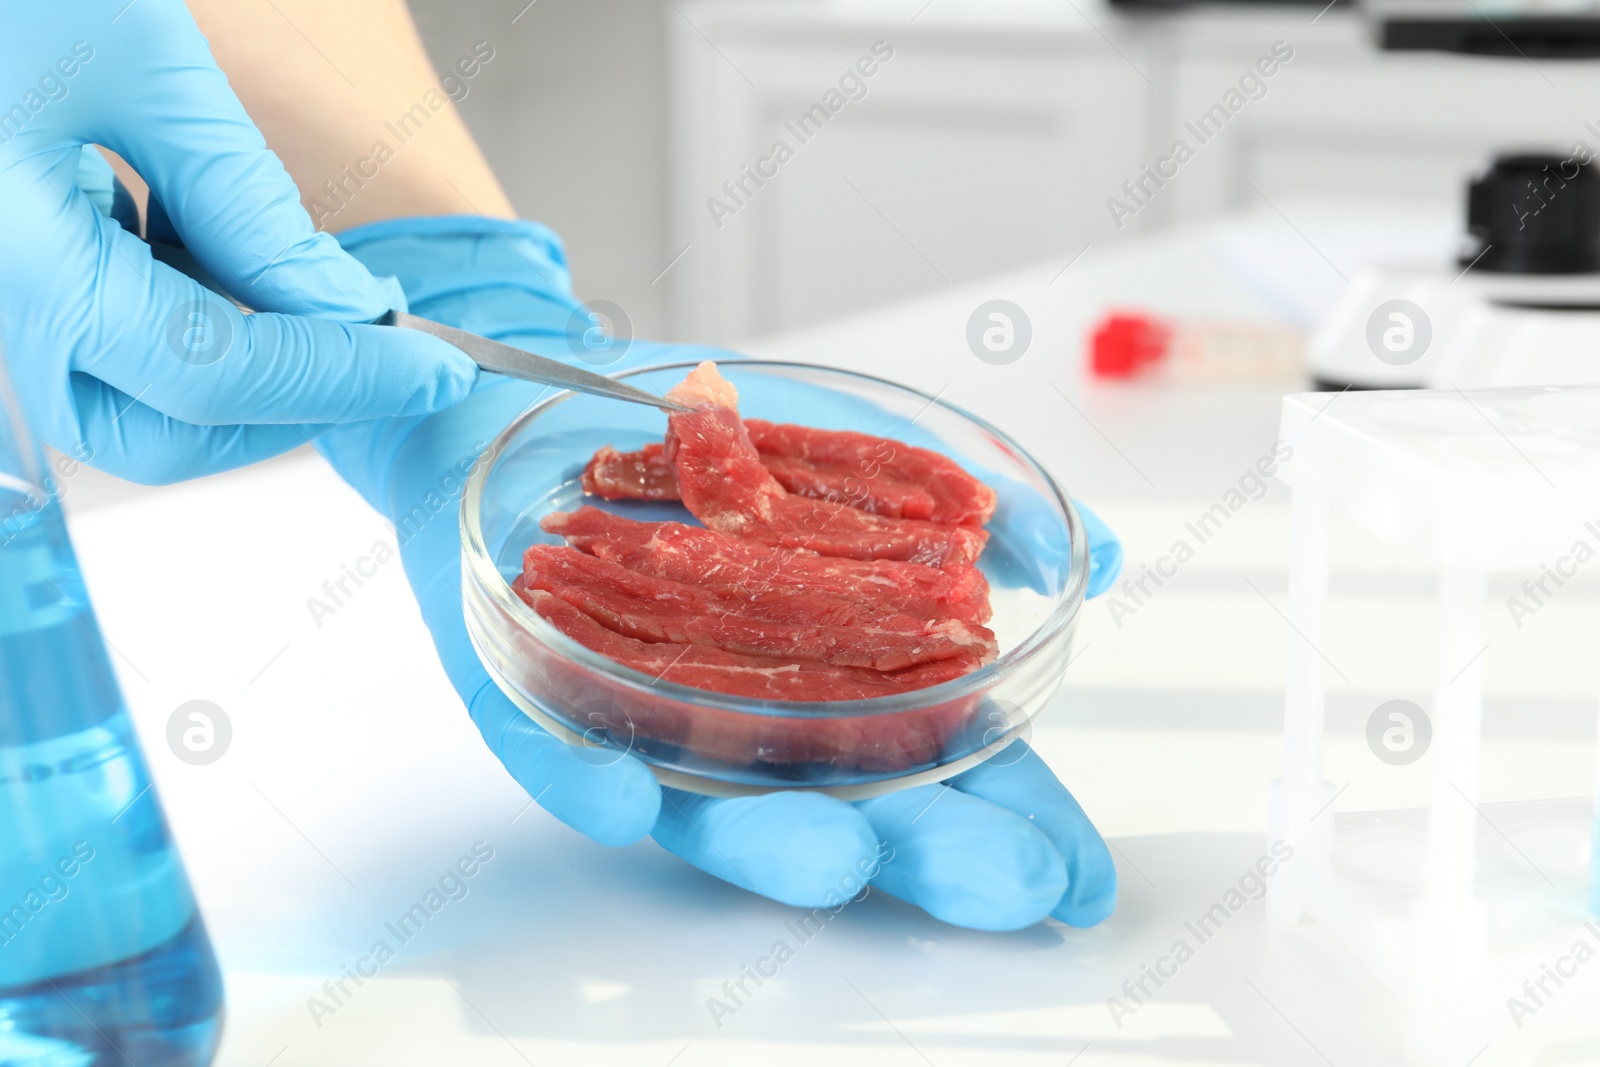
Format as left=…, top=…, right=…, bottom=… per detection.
left=663, top=363, right=986, bottom=569
left=582, top=443, right=678, bottom=501
left=522, top=544, right=995, bottom=670
left=752, top=452, right=934, bottom=523
left=542, top=507, right=992, bottom=624
left=513, top=586, right=981, bottom=769
left=517, top=584, right=983, bottom=702
left=578, top=421, right=996, bottom=529
left=744, top=419, right=996, bottom=527
left=515, top=581, right=982, bottom=768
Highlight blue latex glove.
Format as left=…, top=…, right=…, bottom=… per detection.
left=0, top=1, right=476, bottom=485
left=320, top=216, right=1122, bottom=931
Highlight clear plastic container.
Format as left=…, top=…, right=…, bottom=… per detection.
left=461, top=361, right=1087, bottom=799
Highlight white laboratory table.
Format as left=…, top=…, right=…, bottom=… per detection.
left=65, top=208, right=1600, bottom=1066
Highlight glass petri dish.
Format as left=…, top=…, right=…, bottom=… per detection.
left=461, top=361, right=1086, bottom=799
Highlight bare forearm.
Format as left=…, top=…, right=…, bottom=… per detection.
left=185, top=0, right=513, bottom=231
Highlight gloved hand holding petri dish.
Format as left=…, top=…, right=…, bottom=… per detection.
left=321, top=217, right=1123, bottom=932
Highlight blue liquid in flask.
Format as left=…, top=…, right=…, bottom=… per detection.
left=0, top=485, right=223, bottom=1066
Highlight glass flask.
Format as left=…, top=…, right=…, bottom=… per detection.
left=0, top=348, right=223, bottom=1066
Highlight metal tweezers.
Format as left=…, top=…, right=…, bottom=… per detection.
left=377, top=310, right=690, bottom=413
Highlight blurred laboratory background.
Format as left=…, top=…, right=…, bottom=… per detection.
left=410, top=0, right=1593, bottom=344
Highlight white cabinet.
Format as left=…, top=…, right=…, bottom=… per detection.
left=668, top=5, right=1154, bottom=342
left=671, top=3, right=1600, bottom=344
left=1153, top=14, right=1600, bottom=227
